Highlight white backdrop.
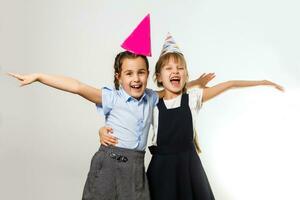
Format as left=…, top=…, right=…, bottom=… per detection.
left=1, top=0, right=300, bottom=199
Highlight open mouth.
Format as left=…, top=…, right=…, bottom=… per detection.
left=130, top=84, right=142, bottom=90
left=170, top=77, right=181, bottom=86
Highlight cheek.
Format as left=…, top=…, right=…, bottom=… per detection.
left=159, top=71, right=168, bottom=80
left=118, top=76, right=129, bottom=86
left=142, top=74, right=149, bottom=83
left=181, top=71, right=188, bottom=78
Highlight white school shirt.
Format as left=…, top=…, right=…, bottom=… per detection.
left=151, top=88, right=203, bottom=146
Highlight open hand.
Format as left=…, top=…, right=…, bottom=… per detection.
left=263, top=80, right=285, bottom=92
left=195, top=73, right=216, bottom=88
left=7, top=72, right=38, bottom=87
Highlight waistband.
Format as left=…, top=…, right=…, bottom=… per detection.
left=148, top=142, right=195, bottom=155
left=99, top=145, right=145, bottom=160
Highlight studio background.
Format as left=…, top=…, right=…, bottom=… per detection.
left=1, top=0, right=299, bottom=199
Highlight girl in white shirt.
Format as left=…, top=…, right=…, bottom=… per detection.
left=146, top=49, right=283, bottom=200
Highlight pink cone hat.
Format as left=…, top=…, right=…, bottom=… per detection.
left=121, top=14, right=151, bottom=57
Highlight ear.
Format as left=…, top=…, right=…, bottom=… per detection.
left=156, top=73, right=162, bottom=83
left=115, top=73, right=122, bottom=84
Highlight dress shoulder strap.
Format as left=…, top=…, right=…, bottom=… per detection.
left=180, top=93, right=189, bottom=107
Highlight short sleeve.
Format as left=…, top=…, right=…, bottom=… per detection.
left=145, top=88, right=159, bottom=107
left=187, top=88, right=203, bottom=112
left=96, top=87, right=115, bottom=116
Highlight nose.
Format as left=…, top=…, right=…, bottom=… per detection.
left=133, top=73, right=140, bottom=82
left=172, top=67, right=179, bottom=74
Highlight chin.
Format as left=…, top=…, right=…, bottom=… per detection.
left=175, top=90, right=183, bottom=94
left=132, top=92, right=144, bottom=99
left=171, top=87, right=184, bottom=94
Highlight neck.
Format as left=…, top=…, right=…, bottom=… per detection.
left=163, top=90, right=182, bottom=100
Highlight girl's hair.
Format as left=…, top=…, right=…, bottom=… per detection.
left=194, top=130, right=202, bottom=154
left=154, top=52, right=189, bottom=92
left=113, top=51, right=149, bottom=90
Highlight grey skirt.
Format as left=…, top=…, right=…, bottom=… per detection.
left=82, top=145, right=150, bottom=200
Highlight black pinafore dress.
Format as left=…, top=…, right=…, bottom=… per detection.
left=147, top=93, right=215, bottom=200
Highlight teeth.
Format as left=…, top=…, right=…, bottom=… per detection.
left=131, top=85, right=141, bottom=88
left=170, top=77, right=180, bottom=81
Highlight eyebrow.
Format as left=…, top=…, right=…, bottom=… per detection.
left=124, top=68, right=146, bottom=72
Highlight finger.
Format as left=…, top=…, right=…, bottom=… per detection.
left=7, top=72, right=23, bottom=80
left=103, top=136, right=118, bottom=144
left=107, top=130, right=114, bottom=134
left=108, top=137, right=118, bottom=144
left=209, top=74, right=216, bottom=80
left=105, top=127, right=113, bottom=132
left=108, top=140, right=118, bottom=145
left=203, top=73, right=215, bottom=80
left=104, top=134, right=118, bottom=142
left=107, top=140, right=117, bottom=146
left=205, top=73, right=215, bottom=79
left=205, top=72, right=214, bottom=76
left=104, top=131, right=116, bottom=137
left=99, top=128, right=109, bottom=135
left=199, top=73, right=206, bottom=79
left=99, top=126, right=113, bottom=134
left=105, top=134, right=117, bottom=140
left=210, top=74, right=216, bottom=79
left=102, top=138, right=116, bottom=146
left=203, top=75, right=215, bottom=84
left=277, top=85, right=285, bottom=92
left=7, top=72, right=17, bottom=77
left=207, top=73, right=215, bottom=77
left=102, top=142, right=108, bottom=146
left=100, top=139, right=108, bottom=146
left=20, top=82, right=28, bottom=87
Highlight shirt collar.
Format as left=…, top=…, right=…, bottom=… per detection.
left=119, top=87, right=148, bottom=103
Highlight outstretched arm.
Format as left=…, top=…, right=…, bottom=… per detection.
left=203, top=80, right=284, bottom=102
left=8, top=72, right=102, bottom=104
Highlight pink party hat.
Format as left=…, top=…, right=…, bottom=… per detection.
left=160, top=32, right=182, bottom=57
left=121, top=14, right=151, bottom=56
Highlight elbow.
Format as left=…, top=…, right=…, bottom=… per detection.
left=74, top=81, right=82, bottom=95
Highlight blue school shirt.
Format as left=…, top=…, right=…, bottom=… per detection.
left=96, top=87, right=158, bottom=151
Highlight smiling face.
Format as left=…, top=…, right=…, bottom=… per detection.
left=156, top=53, right=188, bottom=98
left=116, top=57, right=149, bottom=100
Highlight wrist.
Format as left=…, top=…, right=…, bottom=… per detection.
left=34, top=73, right=42, bottom=81
left=189, top=80, right=202, bottom=88
left=261, top=80, right=268, bottom=85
